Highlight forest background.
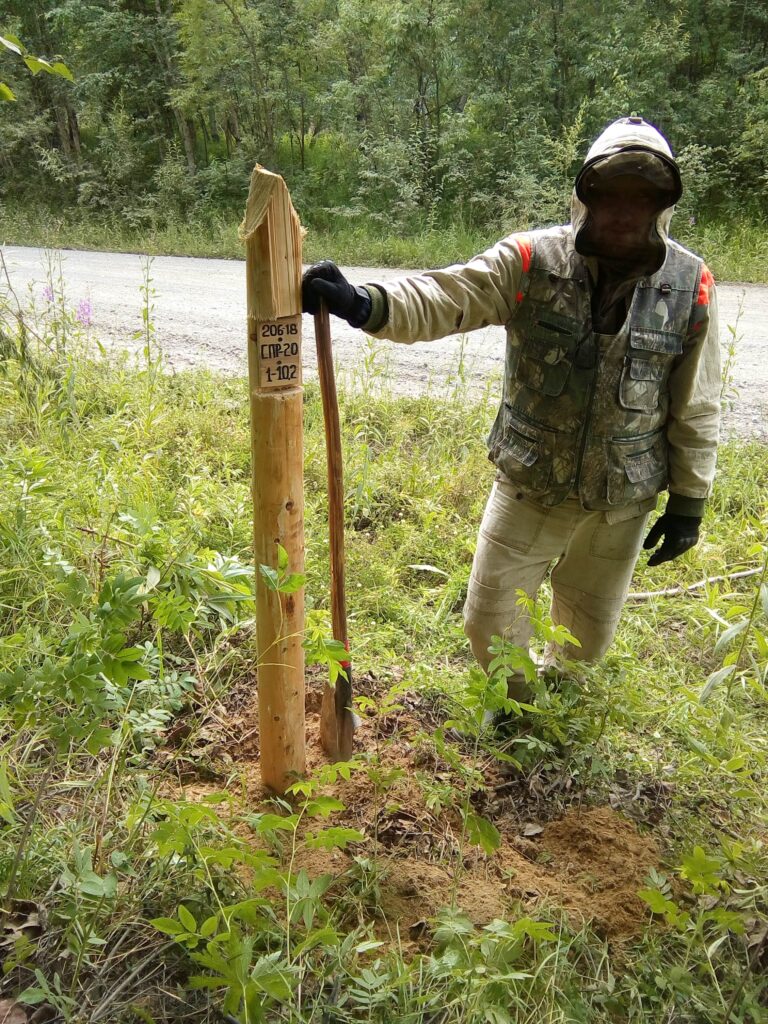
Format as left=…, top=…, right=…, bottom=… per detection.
left=1, top=0, right=767, bottom=275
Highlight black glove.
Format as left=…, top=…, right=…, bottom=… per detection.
left=302, top=261, right=372, bottom=328
left=643, top=512, right=701, bottom=567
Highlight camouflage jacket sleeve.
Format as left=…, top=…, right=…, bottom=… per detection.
left=665, top=266, right=721, bottom=517
left=361, top=236, right=527, bottom=342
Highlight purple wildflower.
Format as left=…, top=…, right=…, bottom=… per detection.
left=76, top=298, right=93, bottom=327
left=42, top=285, right=54, bottom=302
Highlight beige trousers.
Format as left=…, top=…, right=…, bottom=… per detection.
left=463, top=474, right=650, bottom=680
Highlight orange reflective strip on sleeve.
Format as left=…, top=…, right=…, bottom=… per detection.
left=697, top=265, right=715, bottom=306
left=515, top=235, right=532, bottom=273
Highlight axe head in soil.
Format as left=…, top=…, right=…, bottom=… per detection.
left=314, top=303, right=356, bottom=761
left=320, top=656, right=355, bottom=762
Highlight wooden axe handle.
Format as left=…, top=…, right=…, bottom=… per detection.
left=315, top=304, right=354, bottom=761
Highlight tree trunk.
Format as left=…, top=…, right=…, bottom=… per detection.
left=152, top=0, right=197, bottom=174
left=208, top=106, right=220, bottom=142
left=21, top=0, right=80, bottom=161
left=174, top=109, right=198, bottom=174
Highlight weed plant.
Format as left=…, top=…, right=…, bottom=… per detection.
left=0, top=266, right=765, bottom=1021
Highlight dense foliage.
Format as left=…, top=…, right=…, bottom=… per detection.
left=1, top=0, right=767, bottom=239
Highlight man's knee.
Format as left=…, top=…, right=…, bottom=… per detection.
left=554, top=608, right=621, bottom=663
left=462, top=593, right=536, bottom=671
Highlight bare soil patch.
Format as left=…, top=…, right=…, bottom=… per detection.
left=158, top=668, right=665, bottom=943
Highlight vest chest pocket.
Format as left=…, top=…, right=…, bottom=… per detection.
left=607, top=428, right=668, bottom=505
left=619, top=328, right=683, bottom=413
left=514, top=310, right=581, bottom=397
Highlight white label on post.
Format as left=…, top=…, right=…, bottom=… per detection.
left=252, top=315, right=302, bottom=389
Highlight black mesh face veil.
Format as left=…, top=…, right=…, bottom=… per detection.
left=570, top=117, right=684, bottom=266
left=570, top=128, right=685, bottom=331
left=573, top=149, right=681, bottom=281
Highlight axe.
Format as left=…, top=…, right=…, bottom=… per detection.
left=315, top=302, right=355, bottom=760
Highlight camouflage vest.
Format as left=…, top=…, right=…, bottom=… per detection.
left=487, top=226, right=704, bottom=511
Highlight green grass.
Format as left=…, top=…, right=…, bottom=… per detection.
left=0, top=276, right=766, bottom=1022
left=3, top=201, right=767, bottom=281
left=675, top=217, right=768, bottom=284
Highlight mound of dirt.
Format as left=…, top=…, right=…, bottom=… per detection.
left=376, top=857, right=507, bottom=935
left=163, top=668, right=664, bottom=943
left=499, top=806, right=660, bottom=939
left=345, top=807, right=659, bottom=942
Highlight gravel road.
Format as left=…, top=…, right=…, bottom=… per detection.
left=2, top=244, right=765, bottom=438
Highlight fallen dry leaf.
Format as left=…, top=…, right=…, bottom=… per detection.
left=0, top=998, right=27, bottom=1024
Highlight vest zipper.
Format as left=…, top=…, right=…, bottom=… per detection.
left=571, top=277, right=643, bottom=496
left=572, top=354, right=599, bottom=496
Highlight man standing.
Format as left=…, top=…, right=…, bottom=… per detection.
left=302, top=117, right=721, bottom=696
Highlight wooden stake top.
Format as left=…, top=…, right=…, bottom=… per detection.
left=240, top=166, right=304, bottom=323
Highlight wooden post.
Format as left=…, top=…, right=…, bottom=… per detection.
left=241, top=166, right=306, bottom=793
